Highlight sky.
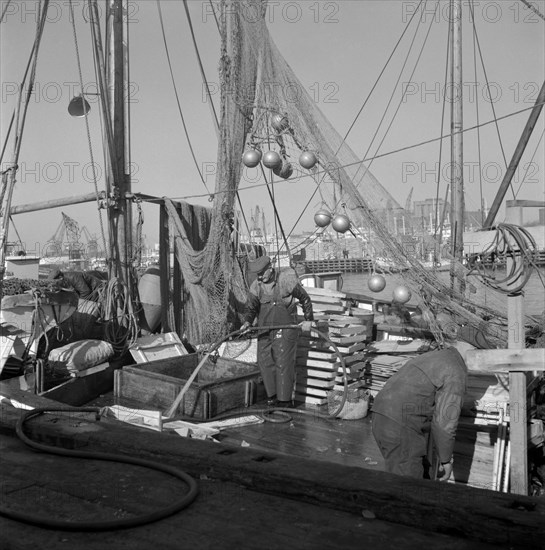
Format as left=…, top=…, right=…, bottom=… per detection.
left=1, top=0, right=544, bottom=255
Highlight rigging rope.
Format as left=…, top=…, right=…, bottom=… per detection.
left=69, top=0, right=108, bottom=261
left=337, top=0, right=425, bottom=153
left=169, top=102, right=545, bottom=204
left=0, top=0, right=13, bottom=23
left=0, top=1, right=50, bottom=291
left=470, top=0, right=485, bottom=226
left=467, top=1, right=510, bottom=190
left=156, top=0, right=211, bottom=196
left=519, top=0, right=545, bottom=20
left=349, top=0, right=434, bottom=189
left=433, top=17, right=451, bottom=238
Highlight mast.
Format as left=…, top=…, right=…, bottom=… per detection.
left=106, top=0, right=132, bottom=284
left=450, top=0, right=465, bottom=278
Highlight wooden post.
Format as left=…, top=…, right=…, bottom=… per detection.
left=159, top=204, right=171, bottom=333
left=106, top=0, right=132, bottom=283
left=173, top=203, right=183, bottom=336
left=505, top=202, right=527, bottom=495
left=450, top=0, right=465, bottom=271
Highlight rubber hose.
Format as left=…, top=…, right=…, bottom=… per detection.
left=0, top=407, right=198, bottom=531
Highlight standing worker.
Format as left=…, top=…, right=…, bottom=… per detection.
left=372, top=338, right=474, bottom=481
left=241, top=256, right=314, bottom=407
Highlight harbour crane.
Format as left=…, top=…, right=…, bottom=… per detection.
left=44, top=212, right=85, bottom=259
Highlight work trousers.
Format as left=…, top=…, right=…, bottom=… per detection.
left=371, top=412, right=428, bottom=478
left=257, top=327, right=299, bottom=401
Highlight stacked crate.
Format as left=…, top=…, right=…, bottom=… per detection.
left=295, top=287, right=373, bottom=405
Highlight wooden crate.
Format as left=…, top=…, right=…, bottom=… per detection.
left=115, top=354, right=265, bottom=419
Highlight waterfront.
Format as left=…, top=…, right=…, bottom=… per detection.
left=341, top=268, right=545, bottom=318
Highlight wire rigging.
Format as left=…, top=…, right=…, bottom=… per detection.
left=69, top=0, right=108, bottom=261
left=467, top=1, right=510, bottom=191
left=470, top=0, right=485, bottom=226
left=519, top=0, right=545, bottom=20
left=351, top=0, right=436, bottom=191
left=156, top=0, right=211, bottom=195
left=0, top=0, right=13, bottom=23
left=433, top=19, right=451, bottom=238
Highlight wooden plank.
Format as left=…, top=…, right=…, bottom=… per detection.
left=296, top=367, right=337, bottom=380
left=509, top=371, right=528, bottom=495
left=159, top=204, right=170, bottom=332
left=328, top=334, right=369, bottom=345
left=304, top=286, right=347, bottom=299
left=465, top=349, right=545, bottom=373
left=1, top=401, right=543, bottom=548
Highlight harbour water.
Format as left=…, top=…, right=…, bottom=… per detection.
left=341, top=268, right=545, bottom=318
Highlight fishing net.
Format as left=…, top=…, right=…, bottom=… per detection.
left=173, top=0, right=533, bottom=348
left=219, top=0, right=519, bottom=347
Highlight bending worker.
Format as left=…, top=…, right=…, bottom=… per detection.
left=241, top=256, right=314, bottom=407
left=372, top=337, right=474, bottom=481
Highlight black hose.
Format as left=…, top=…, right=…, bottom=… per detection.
left=0, top=407, right=198, bottom=531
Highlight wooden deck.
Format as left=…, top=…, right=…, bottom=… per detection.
left=1, top=385, right=544, bottom=549
left=1, top=434, right=499, bottom=550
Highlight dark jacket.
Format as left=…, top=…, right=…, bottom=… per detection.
left=372, top=346, right=467, bottom=463
left=244, top=268, right=313, bottom=325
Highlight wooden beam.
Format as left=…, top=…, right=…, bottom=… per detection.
left=159, top=204, right=170, bottom=332
left=465, top=348, right=545, bottom=373
left=510, top=371, right=529, bottom=495
left=9, top=192, right=105, bottom=215
left=483, top=80, right=545, bottom=228
left=1, top=394, right=543, bottom=549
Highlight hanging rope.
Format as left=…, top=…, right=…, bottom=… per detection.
left=102, top=278, right=140, bottom=354
left=156, top=0, right=211, bottom=196
left=68, top=0, right=108, bottom=260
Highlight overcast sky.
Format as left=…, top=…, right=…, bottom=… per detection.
left=1, top=0, right=544, bottom=253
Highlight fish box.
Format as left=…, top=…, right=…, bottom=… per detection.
left=114, top=354, right=265, bottom=419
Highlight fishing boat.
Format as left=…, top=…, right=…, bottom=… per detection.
left=1, top=1, right=544, bottom=547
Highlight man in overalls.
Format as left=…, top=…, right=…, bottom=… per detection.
left=241, top=256, right=314, bottom=406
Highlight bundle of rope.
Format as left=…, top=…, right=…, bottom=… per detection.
left=467, top=223, right=538, bottom=295
left=101, top=278, right=140, bottom=355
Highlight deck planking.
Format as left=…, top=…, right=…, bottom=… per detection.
left=0, top=433, right=498, bottom=550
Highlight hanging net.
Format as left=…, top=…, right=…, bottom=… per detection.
left=173, top=0, right=539, bottom=348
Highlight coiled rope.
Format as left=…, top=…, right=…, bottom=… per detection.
left=467, top=223, right=538, bottom=294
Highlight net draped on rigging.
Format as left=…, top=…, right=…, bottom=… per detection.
left=174, top=0, right=529, bottom=347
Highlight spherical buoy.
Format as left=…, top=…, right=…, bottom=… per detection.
left=299, top=151, right=317, bottom=169
left=314, top=209, right=332, bottom=228
left=271, top=113, right=289, bottom=133
left=392, top=285, right=411, bottom=304
left=368, top=274, right=386, bottom=293
left=331, top=214, right=351, bottom=233
left=263, top=151, right=282, bottom=170
left=242, top=149, right=262, bottom=168
left=279, top=162, right=293, bottom=179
